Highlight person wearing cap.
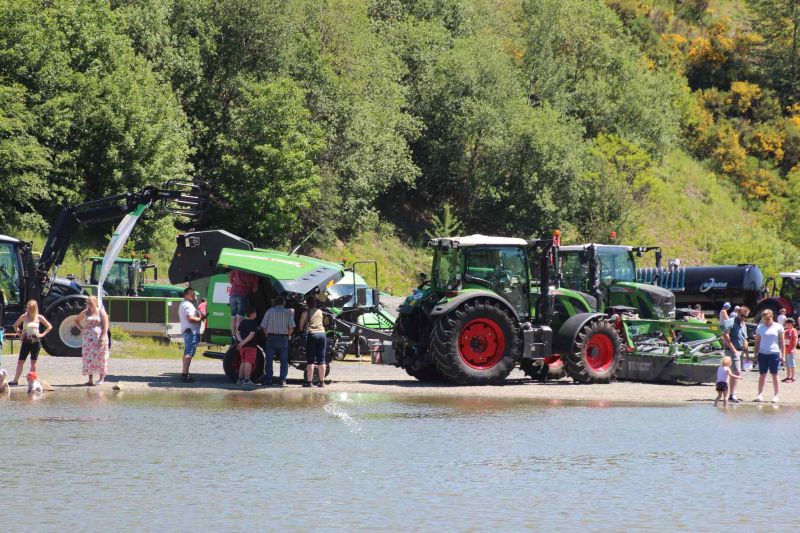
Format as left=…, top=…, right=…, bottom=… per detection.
left=721, top=306, right=750, bottom=403
left=719, top=302, right=731, bottom=323
left=26, top=371, right=42, bottom=395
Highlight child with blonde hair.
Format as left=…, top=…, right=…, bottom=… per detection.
left=715, top=356, right=742, bottom=407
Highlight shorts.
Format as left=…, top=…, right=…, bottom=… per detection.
left=786, top=353, right=796, bottom=369
left=183, top=330, right=200, bottom=357
left=240, top=346, right=257, bottom=365
left=715, top=381, right=729, bottom=393
left=758, top=352, right=780, bottom=375
left=19, top=340, right=41, bottom=362
left=229, top=294, right=249, bottom=318
left=724, top=347, right=741, bottom=374
left=306, top=332, right=327, bottom=365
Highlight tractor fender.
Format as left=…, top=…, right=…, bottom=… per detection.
left=553, top=312, right=607, bottom=354
left=427, top=290, right=520, bottom=322
left=43, top=293, right=88, bottom=317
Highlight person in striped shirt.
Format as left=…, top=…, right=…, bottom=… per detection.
left=259, top=294, right=295, bottom=386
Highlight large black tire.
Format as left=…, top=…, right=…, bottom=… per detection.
left=519, top=359, right=549, bottom=382
left=222, top=345, right=266, bottom=383
left=430, top=299, right=522, bottom=385
left=753, top=301, right=781, bottom=324
left=42, top=298, right=85, bottom=357
left=562, top=319, right=623, bottom=384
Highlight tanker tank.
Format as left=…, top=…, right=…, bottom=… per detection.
left=637, top=264, right=764, bottom=311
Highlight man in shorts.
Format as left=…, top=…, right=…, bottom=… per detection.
left=721, top=305, right=749, bottom=403
left=229, top=269, right=259, bottom=341
left=179, top=287, right=202, bottom=383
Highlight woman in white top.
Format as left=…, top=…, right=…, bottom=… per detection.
left=9, top=300, right=53, bottom=386
left=719, top=303, right=730, bottom=323
left=754, top=309, right=785, bottom=403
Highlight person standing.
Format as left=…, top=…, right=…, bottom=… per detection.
left=721, top=306, right=749, bottom=403
left=777, top=308, right=788, bottom=326
left=229, top=270, right=259, bottom=340
left=260, top=295, right=295, bottom=386
left=9, top=300, right=52, bottom=386
left=719, top=302, right=731, bottom=323
left=299, top=296, right=327, bottom=388
left=754, top=309, right=785, bottom=403
left=731, top=305, right=740, bottom=319
left=692, top=304, right=704, bottom=320
left=714, top=356, right=742, bottom=407
left=236, top=307, right=260, bottom=387
left=179, top=287, right=202, bottom=383
left=76, top=296, right=109, bottom=386
left=782, top=318, right=797, bottom=383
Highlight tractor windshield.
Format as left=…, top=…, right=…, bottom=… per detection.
left=597, top=248, right=636, bottom=282
left=432, top=247, right=461, bottom=290
left=0, top=243, right=21, bottom=305
left=327, top=283, right=374, bottom=308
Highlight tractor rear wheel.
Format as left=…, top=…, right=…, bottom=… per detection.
left=431, top=299, right=521, bottom=385
left=223, top=345, right=266, bottom=383
left=42, top=299, right=85, bottom=357
left=753, top=301, right=781, bottom=324
left=562, top=319, right=623, bottom=384
left=404, top=364, right=446, bottom=382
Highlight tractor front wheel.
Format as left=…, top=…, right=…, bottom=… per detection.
left=562, top=319, right=623, bottom=384
left=42, top=299, right=85, bottom=357
left=430, top=299, right=521, bottom=385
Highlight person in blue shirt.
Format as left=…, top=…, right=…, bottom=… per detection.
left=721, top=306, right=750, bottom=403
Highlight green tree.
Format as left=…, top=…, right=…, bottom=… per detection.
left=217, top=78, right=325, bottom=246
left=0, top=83, right=51, bottom=232
left=751, top=0, right=800, bottom=103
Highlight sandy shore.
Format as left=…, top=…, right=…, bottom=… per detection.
left=3, top=354, right=799, bottom=406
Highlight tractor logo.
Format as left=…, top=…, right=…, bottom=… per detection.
left=700, top=278, right=728, bottom=293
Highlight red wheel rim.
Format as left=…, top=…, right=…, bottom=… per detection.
left=458, top=318, right=506, bottom=369
left=584, top=334, right=614, bottom=372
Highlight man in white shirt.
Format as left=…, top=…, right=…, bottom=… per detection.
left=179, top=287, right=203, bottom=383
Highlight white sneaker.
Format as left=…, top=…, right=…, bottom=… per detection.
left=237, top=379, right=244, bottom=385
left=753, top=395, right=763, bottom=402
left=771, top=396, right=780, bottom=403
left=244, top=380, right=254, bottom=386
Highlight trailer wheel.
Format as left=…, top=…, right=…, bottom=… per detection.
left=42, top=299, right=85, bottom=357
left=222, top=345, right=266, bottom=383
left=431, top=299, right=521, bottom=385
left=563, top=319, right=623, bottom=384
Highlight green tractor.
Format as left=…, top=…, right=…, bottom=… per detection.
left=393, top=235, right=625, bottom=385
left=82, top=256, right=184, bottom=298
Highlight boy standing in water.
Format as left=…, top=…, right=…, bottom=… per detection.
left=715, top=356, right=742, bottom=407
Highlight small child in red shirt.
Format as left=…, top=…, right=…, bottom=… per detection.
left=782, top=318, right=797, bottom=383
left=236, top=307, right=260, bottom=387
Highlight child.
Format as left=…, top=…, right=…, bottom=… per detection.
left=26, top=371, right=43, bottom=396
left=783, top=318, right=797, bottom=383
left=236, top=307, right=260, bottom=387
left=715, top=356, right=742, bottom=407
left=0, top=369, right=9, bottom=396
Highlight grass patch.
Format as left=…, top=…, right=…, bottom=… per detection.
left=314, top=228, right=431, bottom=296
left=112, top=337, right=186, bottom=359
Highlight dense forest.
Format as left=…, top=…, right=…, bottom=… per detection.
left=1, top=0, right=799, bottom=291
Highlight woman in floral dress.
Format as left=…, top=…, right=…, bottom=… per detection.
left=76, top=296, right=109, bottom=386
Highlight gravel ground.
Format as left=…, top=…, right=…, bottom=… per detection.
left=4, top=355, right=799, bottom=407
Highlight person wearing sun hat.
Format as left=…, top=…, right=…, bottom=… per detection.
left=719, top=302, right=731, bottom=323
left=26, top=371, right=42, bottom=395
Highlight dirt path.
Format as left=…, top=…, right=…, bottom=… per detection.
left=5, top=355, right=799, bottom=407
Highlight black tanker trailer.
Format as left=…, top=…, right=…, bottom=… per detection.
left=637, top=264, right=764, bottom=313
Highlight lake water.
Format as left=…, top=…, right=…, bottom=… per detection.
left=2, top=391, right=798, bottom=532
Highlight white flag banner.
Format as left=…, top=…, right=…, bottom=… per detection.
left=97, top=203, right=150, bottom=308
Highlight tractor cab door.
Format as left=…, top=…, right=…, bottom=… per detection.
left=464, top=246, right=530, bottom=317
left=0, top=241, right=23, bottom=314
left=779, top=276, right=800, bottom=306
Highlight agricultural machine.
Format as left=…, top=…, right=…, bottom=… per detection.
left=392, top=235, right=723, bottom=386
left=754, top=270, right=800, bottom=321
left=168, top=230, right=394, bottom=382
left=0, top=181, right=208, bottom=356
left=82, top=256, right=184, bottom=298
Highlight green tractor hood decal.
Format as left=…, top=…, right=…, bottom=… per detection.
left=216, top=248, right=343, bottom=295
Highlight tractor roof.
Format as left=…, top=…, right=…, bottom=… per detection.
left=428, top=235, right=529, bottom=247
left=779, top=270, right=800, bottom=278
left=0, top=234, right=22, bottom=244
left=217, top=247, right=343, bottom=295
left=559, top=244, right=633, bottom=252
left=89, top=256, right=137, bottom=263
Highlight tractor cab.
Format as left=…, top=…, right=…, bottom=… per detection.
left=757, top=271, right=800, bottom=319
left=0, top=235, right=35, bottom=328
left=428, top=235, right=533, bottom=318
left=83, top=257, right=183, bottom=298
left=558, top=244, right=674, bottom=319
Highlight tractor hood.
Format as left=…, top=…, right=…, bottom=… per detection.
left=216, top=248, right=343, bottom=295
